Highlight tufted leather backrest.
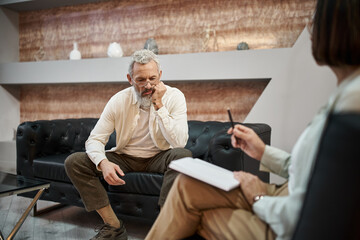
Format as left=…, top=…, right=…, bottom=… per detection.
left=186, top=121, right=236, bottom=159
left=16, top=119, right=97, bottom=176
left=16, top=118, right=270, bottom=179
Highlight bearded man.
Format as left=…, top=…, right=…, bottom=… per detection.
left=65, top=49, right=191, bottom=240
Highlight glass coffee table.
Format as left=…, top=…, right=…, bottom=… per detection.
left=0, top=171, right=50, bottom=240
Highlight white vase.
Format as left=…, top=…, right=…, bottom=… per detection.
left=107, top=42, right=123, bottom=58
left=69, top=42, right=81, bottom=60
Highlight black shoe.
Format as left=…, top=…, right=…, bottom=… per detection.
left=90, top=222, right=127, bottom=240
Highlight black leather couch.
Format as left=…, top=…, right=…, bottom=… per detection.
left=16, top=118, right=270, bottom=222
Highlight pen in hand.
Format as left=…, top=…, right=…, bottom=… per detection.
left=227, top=108, right=235, bottom=129
left=227, top=108, right=240, bottom=144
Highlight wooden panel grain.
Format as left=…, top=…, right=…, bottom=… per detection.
left=170, top=80, right=269, bottom=122
left=20, top=80, right=268, bottom=123
left=19, top=0, right=316, bottom=61
left=20, top=83, right=128, bottom=122
left=18, top=0, right=311, bottom=121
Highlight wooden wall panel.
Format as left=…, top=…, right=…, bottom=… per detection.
left=19, top=0, right=316, bottom=61
left=20, top=80, right=268, bottom=123
left=20, top=83, right=127, bottom=121
left=18, top=0, right=314, bottom=122
left=171, top=80, right=269, bottom=122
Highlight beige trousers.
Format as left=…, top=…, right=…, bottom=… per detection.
left=146, top=174, right=288, bottom=240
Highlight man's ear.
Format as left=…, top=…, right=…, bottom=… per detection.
left=127, top=74, right=133, bottom=85
left=159, top=70, right=162, bottom=80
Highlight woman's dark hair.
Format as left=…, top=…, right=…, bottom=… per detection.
left=312, top=0, right=360, bottom=66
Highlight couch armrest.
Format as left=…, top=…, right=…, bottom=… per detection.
left=206, top=123, right=271, bottom=183
left=206, top=129, right=244, bottom=170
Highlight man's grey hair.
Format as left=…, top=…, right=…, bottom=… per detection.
left=128, top=49, right=160, bottom=78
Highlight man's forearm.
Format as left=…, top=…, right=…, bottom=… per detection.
left=154, top=105, right=188, bottom=146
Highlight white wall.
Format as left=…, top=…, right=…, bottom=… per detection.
left=246, top=29, right=337, bottom=183
left=0, top=6, right=20, bottom=141
left=0, top=7, right=19, bottom=63
left=0, top=6, right=19, bottom=173
left=281, top=30, right=337, bottom=150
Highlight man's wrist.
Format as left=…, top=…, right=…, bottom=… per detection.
left=153, top=101, right=163, bottom=110
left=98, top=158, right=108, bottom=170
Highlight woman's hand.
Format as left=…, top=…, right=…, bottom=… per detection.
left=227, top=124, right=266, bottom=161
left=234, top=171, right=267, bottom=205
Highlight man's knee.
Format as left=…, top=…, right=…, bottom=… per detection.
left=65, top=152, right=88, bottom=175
left=171, top=148, right=192, bottom=159
left=164, top=148, right=192, bottom=167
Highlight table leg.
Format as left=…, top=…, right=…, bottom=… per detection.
left=6, top=188, right=46, bottom=240
left=33, top=202, right=66, bottom=216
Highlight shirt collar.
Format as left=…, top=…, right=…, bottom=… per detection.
left=130, top=87, right=140, bottom=106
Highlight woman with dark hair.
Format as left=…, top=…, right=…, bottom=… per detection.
left=145, top=0, right=360, bottom=239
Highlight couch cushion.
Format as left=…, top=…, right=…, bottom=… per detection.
left=108, top=172, right=163, bottom=195
left=33, top=153, right=72, bottom=183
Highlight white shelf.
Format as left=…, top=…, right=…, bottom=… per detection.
left=0, top=50, right=288, bottom=85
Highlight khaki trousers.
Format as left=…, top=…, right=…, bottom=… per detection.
left=64, top=148, right=192, bottom=212
left=146, top=174, right=288, bottom=240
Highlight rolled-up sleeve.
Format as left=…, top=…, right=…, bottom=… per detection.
left=260, top=145, right=291, bottom=179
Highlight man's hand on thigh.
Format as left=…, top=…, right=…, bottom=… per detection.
left=99, top=159, right=126, bottom=185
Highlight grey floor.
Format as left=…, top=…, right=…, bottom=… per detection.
left=0, top=195, right=152, bottom=240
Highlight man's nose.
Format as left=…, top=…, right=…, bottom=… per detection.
left=144, top=81, right=152, bottom=88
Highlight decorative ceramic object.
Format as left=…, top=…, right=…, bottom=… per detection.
left=144, top=38, right=159, bottom=54
left=237, top=42, right=249, bottom=50
left=69, top=42, right=81, bottom=60
left=107, top=42, right=123, bottom=57
left=34, top=47, right=46, bottom=61
left=202, top=25, right=218, bottom=52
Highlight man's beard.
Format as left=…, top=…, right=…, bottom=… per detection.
left=134, top=86, right=152, bottom=110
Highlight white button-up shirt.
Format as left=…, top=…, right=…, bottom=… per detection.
left=253, top=68, right=360, bottom=240
left=85, top=85, right=189, bottom=168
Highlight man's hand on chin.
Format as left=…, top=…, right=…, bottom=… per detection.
left=152, top=81, right=166, bottom=110
left=99, top=159, right=126, bottom=185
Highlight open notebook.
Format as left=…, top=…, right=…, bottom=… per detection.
left=169, top=157, right=240, bottom=191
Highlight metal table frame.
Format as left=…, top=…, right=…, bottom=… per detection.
left=0, top=173, right=50, bottom=240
